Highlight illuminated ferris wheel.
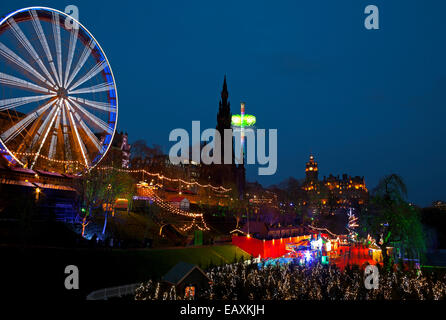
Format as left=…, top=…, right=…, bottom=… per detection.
left=0, top=7, right=118, bottom=174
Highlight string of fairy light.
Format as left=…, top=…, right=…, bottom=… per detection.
left=98, top=166, right=231, bottom=193
left=347, top=208, right=359, bottom=241
left=178, top=218, right=208, bottom=232
left=13, top=153, right=224, bottom=231
left=13, top=152, right=86, bottom=165
left=307, top=225, right=341, bottom=238
left=11, top=151, right=231, bottom=193
left=139, top=187, right=209, bottom=231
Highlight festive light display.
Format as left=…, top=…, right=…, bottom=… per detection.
left=325, top=240, right=332, bottom=252
left=310, top=237, right=323, bottom=251
left=136, top=261, right=446, bottom=300
left=304, top=250, right=313, bottom=263
left=307, top=225, right=341, bottom=238
left=0, top=7, right=118, bottom=174
left=347, top=208, right=359, bottom=241
left=13, top=152, right=86, bottom=166
left=99, top=166, right=231, bottom=193
left=178, top=218, right=208, bottom=232
left=232, top=235, right=311, bottom=259
left=11, top=155, right=233, bottom=197
left=138, top=186, right=209, bottom=231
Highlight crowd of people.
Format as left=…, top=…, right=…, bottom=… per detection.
left=135, top=261, right=446, bottom=300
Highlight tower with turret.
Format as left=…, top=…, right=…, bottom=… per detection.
left=305, top=154, right=319, bottom=183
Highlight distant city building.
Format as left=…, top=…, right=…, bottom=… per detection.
left=246, top=181, right=278, bottom=209
left=433, top=200, right=446, bottom=210
left=302, top=154, right=368, bottom=209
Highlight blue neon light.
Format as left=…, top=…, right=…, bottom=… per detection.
left=104, top=134, right=112, bottom=145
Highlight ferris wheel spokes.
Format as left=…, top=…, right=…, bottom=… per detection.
left=48, top=107, right=61, bottom=159
left=0, top=94, right=54, bottom=112
left=51, top=12, right=63, bottom=87
left=29, top=101, right=61, bottom=168
left=7, top=17, right=57, bottom=87
left=67, top=98, right=113, bottom=134
left=0, top=72, right=54, bottom=94
left=0, top=99, right=56, bottom=144
left=65, top=100, right=89, bottom=166
left=27, top=101, right=59, bottom=151
left=60, top=103, right=73, bottom=163
left=63, top=20, right=79, bottom=88
left=68, top=82, right=114, bottom=95
left=65, top=39, right=95, bottom=89
left=68, top=60, right=107, bottom=92
left=0, top=42, right=55, bottom=89
left=65, top=99, right=102, bottom=151
left=70, top=96, right=116, bottom=113
left=29, top=10, right=60, bottom=88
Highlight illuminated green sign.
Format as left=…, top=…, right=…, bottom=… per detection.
left=231, top=114, right=256, bottom=127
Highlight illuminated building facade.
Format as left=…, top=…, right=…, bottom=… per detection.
left=433, top=200, right=446, bottom=210
left=302, top=154, right=368, bottom=209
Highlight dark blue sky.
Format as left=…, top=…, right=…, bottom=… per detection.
left=2, top=1, right=446, bottom=206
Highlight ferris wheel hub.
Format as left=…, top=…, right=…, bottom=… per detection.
left=56, top=87, right=68, bottom=99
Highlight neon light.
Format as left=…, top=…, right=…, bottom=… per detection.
left=231, top=102, right=257, bottom=163
left=231, top=114, right=256, bottom=127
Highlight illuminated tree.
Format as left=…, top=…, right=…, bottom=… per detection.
left=80, top=215, right=90, bottom=237
left=100, top=170, right=136, bottom=234
left=75, top=168, right=136, bottom=236
left=362, top=174, right=426, bottom=271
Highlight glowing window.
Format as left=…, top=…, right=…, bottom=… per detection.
left=185, top=286, right=195, bottom=298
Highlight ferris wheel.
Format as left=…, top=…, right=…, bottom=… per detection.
left=0, top=7, right=118, bottom=174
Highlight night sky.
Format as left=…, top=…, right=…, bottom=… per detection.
left=1, top=0, right=445, bottom=206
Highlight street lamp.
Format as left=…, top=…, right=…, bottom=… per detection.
left=35, top=187, right=41, bottom=201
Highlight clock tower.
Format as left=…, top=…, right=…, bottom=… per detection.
left=305, top=154, right=318, bottom=183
